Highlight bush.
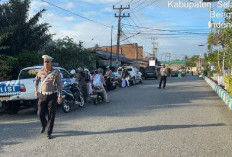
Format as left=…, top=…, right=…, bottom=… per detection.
left=208, top=70, right=217, bottom=77
left=224, top=75, right=232, bottom=93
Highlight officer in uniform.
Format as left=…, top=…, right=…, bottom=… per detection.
left=158, top=64, right=168, bottom=89
left=35, top=55, right=62, bottom=139
left=104, top=66, right=112, bottom=91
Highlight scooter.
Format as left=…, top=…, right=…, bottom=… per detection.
left=105, top=76, right=117, bottom=91
left=90, top=85, right=104, bottom=105
left=61, top=82, right=85, bottom=113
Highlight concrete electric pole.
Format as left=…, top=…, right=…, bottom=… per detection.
left=113, top=5, right=130, bottom=70
left=152, top=38, right=158, bottom=61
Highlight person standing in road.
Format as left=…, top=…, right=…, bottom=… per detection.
left=84, top=68, right=92, bottom=100
left=104, top=66, right=112, bottom=91
left=120, top=67, right=126, bottom=88
left=35, top=55, right=62, bottom=139
left=76, top=67, right=88, bottom=101
left=158, top=64, right=168, bottom=89
left=124, top=69, right=131, bottom=87
left=93, top=68, right=110, bottom=103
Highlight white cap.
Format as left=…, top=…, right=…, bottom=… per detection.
left=42, top=55, right=53, bottom=61
left=106, top=66, right=110, bottom=68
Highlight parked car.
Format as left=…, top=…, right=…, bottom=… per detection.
left=117, top=66, right=142, bottom=85
left=171, top=70, right=179, bottom=77
left=0, top=65, right=75, bottom=114
left=144, top=66, right=158, bottom=80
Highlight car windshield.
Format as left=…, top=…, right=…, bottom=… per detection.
left=145, top=67, right=154, bottom=72
left=19, top=69, right=40, bottom=79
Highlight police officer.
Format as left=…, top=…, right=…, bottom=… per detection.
left=35, top=55, right=62, bottom=139
left=104, top=66, right=112, bottom=91
left=158, top=64, right=168, bottom=89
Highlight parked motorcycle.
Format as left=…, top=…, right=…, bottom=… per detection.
left=90, top=86, right=104, bottom=105
left=62, top=82, right=84, bottom=113
left=105, top=76, right=117, bottom=91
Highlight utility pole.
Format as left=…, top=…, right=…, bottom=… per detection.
left=152, top=38, right=158, bottom=61
left=113, top=5, right=130, bottom=70
left=165, top=53, right=171, bottom=62
left=110, top=26, right=113, bottom=68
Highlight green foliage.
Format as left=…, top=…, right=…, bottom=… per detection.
left=43, top=37, right=99, bottom=70
left=0, top=0, right=52, bottom=56
left=224, top=75, right=232, bottom=93
left=184, top=55, right=198, bottom=68
left=0, top=55, right=18, bottom=80
left=16, top=50, right=40, bottom=69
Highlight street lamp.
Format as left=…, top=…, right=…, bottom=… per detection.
left=202, top=0, right=219, bottom=32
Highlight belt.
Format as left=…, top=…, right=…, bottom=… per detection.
left=40, top=90, right=57, bottom=96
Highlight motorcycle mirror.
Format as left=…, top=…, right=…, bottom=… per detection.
left=70, top=69, right=76, bottom=75
left=64, top=81, right=70, bottom=87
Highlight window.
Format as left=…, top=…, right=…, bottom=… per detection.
left=19, top=69, right=40, bottom=79
left=59, top=69, right=71, bottom=78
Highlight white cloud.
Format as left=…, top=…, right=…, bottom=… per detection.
left=100, top=7, right=113, bottom=13
left=81, top=0, right=118, bottom=4
left=63, top=16, right=75, bottom=21
left=66, top=2, right=75, bottom=9
left=82, top=11, right=96, bottom=17
left=29, top=0, right=49, bottom=18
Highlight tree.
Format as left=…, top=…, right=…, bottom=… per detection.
left=0, top=0, right=52, bottom=56
left=0, top=55, right=17, bottom=80
left=185, top=55, right=198, bottom=68
left=43, top=37, right=99, bottom=70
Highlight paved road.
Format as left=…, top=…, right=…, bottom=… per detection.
left=1, top=76, right=232, bottom=157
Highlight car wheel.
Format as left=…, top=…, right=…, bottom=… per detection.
left=4, top=102, right=20, bottom=115
left=131, top=77, right=136, bottom=85
left=32, top=99, right=38, bottom=112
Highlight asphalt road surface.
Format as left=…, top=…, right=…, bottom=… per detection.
left=1, top=75, right=232, bottom=157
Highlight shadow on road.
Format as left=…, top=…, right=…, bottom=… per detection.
left=54, top=123, right=226, bottom=138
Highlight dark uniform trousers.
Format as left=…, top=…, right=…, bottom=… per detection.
left=37, top=93, right=57, bottom=135
left=159, top=76, right=167, bottom=88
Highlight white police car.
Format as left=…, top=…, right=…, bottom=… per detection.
left=0, top=65, right=75, bottom=114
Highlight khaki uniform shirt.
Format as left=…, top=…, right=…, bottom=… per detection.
left=35, top=68, right=62, bottom=96
left=160, top=67, right=168, bottom=76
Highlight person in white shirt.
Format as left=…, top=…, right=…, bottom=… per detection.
left=159, top=64, right=168, bottom=89
left=93, top=68, right=110, bottom=103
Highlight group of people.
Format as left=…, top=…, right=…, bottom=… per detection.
left=74, top=66, right=110, bottom=103
left=35, top=55, right=111, bottom=139
left=34, top=54, right=169, bottom=139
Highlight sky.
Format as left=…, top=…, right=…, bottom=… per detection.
left=1, top=0, right=230, bottom=61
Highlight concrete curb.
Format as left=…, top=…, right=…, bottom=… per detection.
left=203, top=76, right=232, bottom=110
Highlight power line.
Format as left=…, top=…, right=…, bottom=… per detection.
left=122, top=23, right=209, bottom=34
left=131, top=0, right=159, bottom=13
left=129, top=0, right=148, bottom=12
left=41, top=0, right=112, bottom=28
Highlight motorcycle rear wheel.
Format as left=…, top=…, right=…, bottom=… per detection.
left=79, top=96, right=85, bottom=107
left=93, top=99, right=98, bottom=105
left=62, top=100, right=70, bottom=113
